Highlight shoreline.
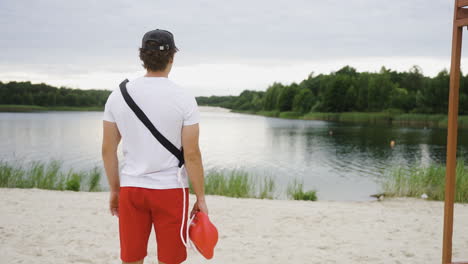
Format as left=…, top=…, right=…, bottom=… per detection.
left=1, top=187, right=468, bottom=263
left=0, top=104, right=104, bottom=112
left=0, top=104, right=225, bottom=113
left=3, top=103, right=466, bottom=130
left=226, top=109, right=468, bottom=129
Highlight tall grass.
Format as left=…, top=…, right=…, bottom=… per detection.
left=0, top=160, right=102, bottom=192
left=303, top=112, right=393, bottom=124
left=87, top=167, right=102, bottom=192
left=339, top=112, right=393, bottom=124
left=279, top=111, right=302, bottom=119
left=382, top=159, right=468, bottom=202
left=393, top=113, right=447, bottom=127
left=287, top=179, right=317, bottom=201
left=0, top=160, right=316, bottom=201
left=256, top=110, right=280, bottom=118
left=0, top=104, right=45, bottom=112
left=303, top=112, right=340, bottom=121
left=258, top=176, right=276, bottom=199
left=278, top=111, right=468, bottom=129
left=201, top=170, right=277, bottom=199
left=194, top=170, right=316, bottom=200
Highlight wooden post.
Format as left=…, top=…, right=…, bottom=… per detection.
left=442, top=1, right=465, bottom=263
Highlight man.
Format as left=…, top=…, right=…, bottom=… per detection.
left=102, top=29, right=208, bottom=264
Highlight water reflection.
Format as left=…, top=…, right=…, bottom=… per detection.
left=1, top=109, right=467, bottom=201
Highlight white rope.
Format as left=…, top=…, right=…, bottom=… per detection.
left=178, top=166, right=197, bottom=250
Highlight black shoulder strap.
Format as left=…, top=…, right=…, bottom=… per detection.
left=119, top=79, right=184, bottom=167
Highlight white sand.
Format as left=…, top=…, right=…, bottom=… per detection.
left=1, top=188, right=468, bottom=264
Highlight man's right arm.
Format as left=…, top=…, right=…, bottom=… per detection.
left=182, top=123, right=208, bottom=215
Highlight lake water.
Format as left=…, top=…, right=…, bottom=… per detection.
left=1, top=107, right=468, bottom=200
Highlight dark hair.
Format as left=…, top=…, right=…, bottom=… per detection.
left=139, top=41, right=177, bottom=71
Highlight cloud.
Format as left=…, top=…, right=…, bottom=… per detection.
left=0, top=0, right=463, bottom=95
left=0, top=56, right=455, bottom=96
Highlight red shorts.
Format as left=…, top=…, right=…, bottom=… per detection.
left=118, top=187, right=189, bottom=264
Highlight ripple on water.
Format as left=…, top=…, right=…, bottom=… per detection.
left=1, top=110, right=466, bottom=200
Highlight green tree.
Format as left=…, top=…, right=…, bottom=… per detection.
left=367, top=71, right=394, bottom=111
left=322, top=74, right=355, bottom=112
left=292, top=88, right=314, bottom=113
left=417, top=70, right=449, bottom=113
left=263, top=83, right=283, bottom=111
left=389, top=87, right=410, bottom=110
left=277, top=84, right=299, bottom=112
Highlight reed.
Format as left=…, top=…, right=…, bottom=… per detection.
left=393, top=113, right=446, bottom=127
left=202, top=170, right=277, bottom=199
left=285, top=111, right=468, bottom=129
left=256, top=110, right=280, bottom=118
left=0, top=160, right=102, bottom=192
left=286, top=179, right=317, bottom=201
left=87, top=167, right=102, bottom=192
left=338, top=112, right=393, bottom=123
left=382, top=160, right=468, bottom=202
left=303, top=112, right=340, bottom=121
left=0, top=104, right=45, bottom=112
left=200, top=170, right=318, bottom=200
left=0, top=160, right=316, bottom=201
left=278, top=111, right=302, bottom=119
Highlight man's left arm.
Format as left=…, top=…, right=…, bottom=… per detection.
left=102, top=120, right=121, bottom=217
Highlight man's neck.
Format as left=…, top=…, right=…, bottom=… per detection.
left=144, top=70, right=169, bottom=78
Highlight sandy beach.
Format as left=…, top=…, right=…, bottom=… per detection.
left=1, top=188, right=468, bottom=264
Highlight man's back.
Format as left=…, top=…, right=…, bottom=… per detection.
left=102, top=29, right=209, bottom=264
left=103, top=76, right=199, bottom=189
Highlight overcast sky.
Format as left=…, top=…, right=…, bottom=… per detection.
left=0, top=0, right=464, bottom=96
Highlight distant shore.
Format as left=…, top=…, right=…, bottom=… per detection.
left=0, top=104, right=228, bottom=113
left=4, top=103, right=468, bottom=130
left=0, top=104, right=103, bottom=112
left=227, top=109, right=468, bottom=129
left=1, top=188, right=467, bottom=264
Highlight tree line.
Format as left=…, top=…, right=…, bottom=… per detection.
left=197, top=66, right=468, bottom=115
left=0, top=81, right=111, bottom=107
left=3, top=65, right=468, bottom=115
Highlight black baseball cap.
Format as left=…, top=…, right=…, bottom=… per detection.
left=141, top=29, right=178, bottom=51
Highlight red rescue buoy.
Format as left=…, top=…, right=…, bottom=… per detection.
left=189, top=212, right=218, bottom=259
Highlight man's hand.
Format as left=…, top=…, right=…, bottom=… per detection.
left=109, top=191, right=119, bottom=217
left=191, top=199, right=208, bottom=217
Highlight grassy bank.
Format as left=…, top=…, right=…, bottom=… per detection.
left=201, top=170, right=276, bottom=199
left=382, top=160, right=468, bottom=203
left=0, top=104, right=104, bottom=112
left=198, top=170, right=316, bottom=200
left=304, top=111, right=395, bottom=124
left=233, top=109, right=468, bottom=129
left=0, top=160, right=317, bottom=201
left=0, top=160, right=101, bottom=192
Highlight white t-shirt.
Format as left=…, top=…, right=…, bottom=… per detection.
left=103, top=76, right=200, bottom=189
